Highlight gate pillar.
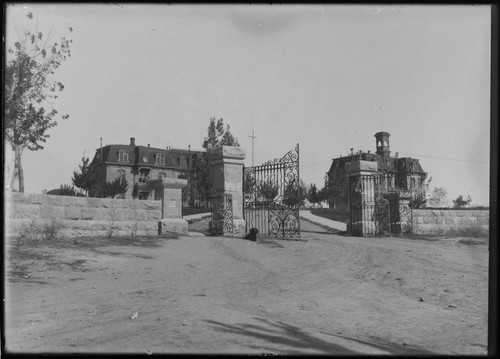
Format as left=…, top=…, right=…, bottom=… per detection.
left=346, top=160, right=378, bottom=236
left=147, top=177, right=188, bottom=235
left=210, top=146, right=246, bottom=236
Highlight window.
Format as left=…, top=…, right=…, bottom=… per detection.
left=117, top=169, right=126, bottom=180
left=139, top=169, right=150, bottom=183
left=118, top=150, right=129, bottom=163
left=155, top=153, right=166, bottom=166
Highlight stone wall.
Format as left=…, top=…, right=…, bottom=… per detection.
left=5, top=192, right=162, bottom=238
left=412, top=209, right=489, bottom=235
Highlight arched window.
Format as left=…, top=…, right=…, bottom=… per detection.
left=118, top=150, right=129, bottom=163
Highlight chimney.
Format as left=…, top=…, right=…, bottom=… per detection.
left=130, top=137, right=135, bottom=146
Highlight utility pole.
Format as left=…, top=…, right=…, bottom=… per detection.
left=249, top=82, right=257, bottom=167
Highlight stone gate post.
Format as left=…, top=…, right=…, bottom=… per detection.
left=147, top=177, right=188, bottom=235
left=345, top=160, right=378, bottom=236
left=209, top=146, right=246, bottom=236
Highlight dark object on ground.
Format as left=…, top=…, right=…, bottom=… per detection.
left=244, top=228, right=259, bottom=241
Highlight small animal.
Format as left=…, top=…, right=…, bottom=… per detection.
left=244, top=228, right=259, bottom=241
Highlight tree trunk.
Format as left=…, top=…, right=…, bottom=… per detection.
left=10, top=156, right=17, bottom=191
left=11, top=144, right=25, bottom=192
left=18, top=147, right=24, bottom=193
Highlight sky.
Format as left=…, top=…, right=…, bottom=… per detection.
left=4, top=4, right=492, bottom=206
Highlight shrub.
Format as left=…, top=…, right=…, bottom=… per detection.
left=15, top=218, right=62, bottom=244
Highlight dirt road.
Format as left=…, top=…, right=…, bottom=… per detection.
left=4, top=220, right=488, bottom=355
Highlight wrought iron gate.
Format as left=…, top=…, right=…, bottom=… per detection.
left=209, top=189, right=233, bottom=235
left=349, top=173, right=418, bottom=236
left=243, top=144, right=300, bottom=239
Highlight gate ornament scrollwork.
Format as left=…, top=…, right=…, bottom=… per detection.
left=243, top=144, right=300, bottom=240
left=210, top=189, right=234, bottom=235
left=374, top=196, right=391, bottom=235
left=261, top=143, right=299, bottom=167
left=349, top=172, right=423, bottom=237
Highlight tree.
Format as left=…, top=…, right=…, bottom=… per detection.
left=5, top=11, right=73, bottom=192
left=283, top=179, right=307, bottom=208
left=427, top=187, right=450, bottom=208
left=307, top=183, right=321, bottom=205
left=102, top=178, right=128, bottom=199
left=72, top=157, right=102, bottom=197
left=410, top=176, right=431, bottom=209
left=243, top=170, right=257, bottom=195
left=318, top=176, right=330, bottom=203
left=259, top=180, right=279, bottom=201
left=202, top=117, right=240, bottom=151
left=325, top=172, right=349, bottom=209
left=72, top=156, right=128, bottom=198
left=194, top=117, right=240, bottom=200
left=453, top=195, right=472, bottom=208
left=56, top=184, right=84, bottom=196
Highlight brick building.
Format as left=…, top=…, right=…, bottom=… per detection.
left=89, top=137, right=205, bottom=200
left=326, top=131, right=427, bottom=210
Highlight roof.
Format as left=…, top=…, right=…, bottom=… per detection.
left=328, top=152, right=425, bottom=175
left=93, top=143, right=205, bottom=170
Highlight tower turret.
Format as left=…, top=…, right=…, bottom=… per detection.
left=375, top=131, right=391, bottom=158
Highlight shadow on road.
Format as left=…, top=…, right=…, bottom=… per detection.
left=205, top=317, right=435, bottom=355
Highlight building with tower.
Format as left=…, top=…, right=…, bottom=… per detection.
left=325, top=131, right=426, bottom=210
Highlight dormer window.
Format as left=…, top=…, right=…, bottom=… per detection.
left=155, top=153, right=166, bottom=166
left=118, top=150, right=129, bottom=163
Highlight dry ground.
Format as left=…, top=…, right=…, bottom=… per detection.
left=4, top=220, right=489, bottom=355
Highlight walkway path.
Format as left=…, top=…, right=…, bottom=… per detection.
left=184, top=210, right=347, bottom=234
left=299, top=210, right=347, bottom=232
left=183, top=212, right=211, bottom=221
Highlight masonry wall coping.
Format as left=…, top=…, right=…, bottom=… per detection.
left=210, top=145, right=246, bottom=161
left=147, top=177, right=188, bottom=190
